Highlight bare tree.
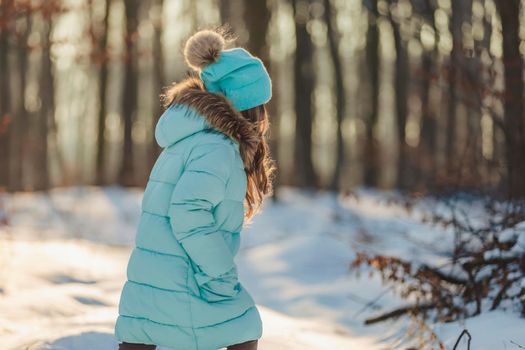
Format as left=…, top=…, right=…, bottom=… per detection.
left=218, top=0, right=231, bottom=23
left=118, top=0, right=140, bottom=186
left=0, top=0, right=12, bottom=189
left=417, top=48, right=437, bottom=187
left=363, top=0, right=380, bottom=187
left=388, top=4, right=410, bottom=189
left=10, top=12, right=32, bottom=191
left=94, top=0, right=111, bottom=185
left=292, top=0, right=317, bottom=188
left=34, top=9, right=55, bottom=191
left=324, top=0, right=346, bottom=191
left=495, top=0, right=525, bottom=199
left=243, top=0, right=270, bottom=61
left=150, top=0, right=164, bottom=169
left=445, top=1, right=463, bottom=173
left=446, top=0, right=471, bottom=176
left=412, top=0, right=438, bottom=189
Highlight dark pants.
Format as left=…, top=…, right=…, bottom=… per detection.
left=118, top=339, right=258, bottom=350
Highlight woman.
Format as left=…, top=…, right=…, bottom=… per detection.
left=114, top=29, right=273, bottom=350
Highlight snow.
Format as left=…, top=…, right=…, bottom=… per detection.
left=0, top=187, right=524, bottom=350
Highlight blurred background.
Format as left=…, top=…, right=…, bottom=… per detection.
left=1, top=1, right=525, bottom=349
left=1, top=0, right=524, bottom=199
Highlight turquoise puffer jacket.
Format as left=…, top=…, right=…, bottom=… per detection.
left=115, top=78, right=262, bottom=350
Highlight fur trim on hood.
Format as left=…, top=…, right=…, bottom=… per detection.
left=163, top=76, right=260, bottom=171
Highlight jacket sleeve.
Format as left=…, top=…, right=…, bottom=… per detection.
left=168, top=142, right=237, bottom=279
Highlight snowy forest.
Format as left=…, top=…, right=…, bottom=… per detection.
left=1, top=0, right=525, bottom=349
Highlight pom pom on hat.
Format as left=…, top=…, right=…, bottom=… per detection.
left=182, top=29, right=272, bottom=111
left=184, top=30, right=225, bottom=70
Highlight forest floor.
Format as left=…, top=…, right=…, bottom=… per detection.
left=0, top=187, right=524, bottom=350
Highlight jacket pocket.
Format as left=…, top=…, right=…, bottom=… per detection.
left=194, top=266, right=240, bottom=302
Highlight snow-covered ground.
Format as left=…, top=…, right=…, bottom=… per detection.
left=0, top=187, right=524, bottom=350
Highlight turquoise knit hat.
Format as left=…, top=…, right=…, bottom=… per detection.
left=184, top=30, right=272, bottom=112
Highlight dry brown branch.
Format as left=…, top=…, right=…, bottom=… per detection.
left=452, top=329, right=472, bottom=350
left=364, top=303, right=435, bottom=325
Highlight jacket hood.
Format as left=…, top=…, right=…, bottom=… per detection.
left=155, top=77, right=260, bottom=171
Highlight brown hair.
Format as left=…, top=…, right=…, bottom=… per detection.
left=240, top=105, right=275, bottom=220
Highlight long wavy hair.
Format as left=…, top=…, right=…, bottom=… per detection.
left=240, top=104, right=275, bottom=220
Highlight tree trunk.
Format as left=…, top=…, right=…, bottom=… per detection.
left=495, top=0, right=525, bottom=198
left=479, top=0, right=496, bottom=184
left=218, top=0, right=244, bottom=37
left=446, top=0, right=460, bottom=175
left=389, top=12, right=409, bottom=189
left=243, top=0, right=270, bottom=61
left=34, top=16, right=54, bottom=191
left=219, top=0, right=231, bottom=26
left=119, top=0, right=140, bottom=186
left=95, top=0, right=111, bottom=185
left=323, top=0, right=345, bottom=191
left=0, top=1, right=12, bottom=189
left=150, top=0, right=164, bottom=171
left=418, top=50, right=437, bottom=188
left=292, top=0, right=317, bottom=188
left=10, top=13, right=31, bottom=191
left=363, top=1, right=380, bottom=187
